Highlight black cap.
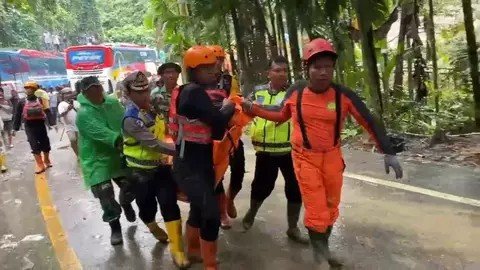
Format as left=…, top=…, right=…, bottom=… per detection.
left=79, top=76, right=102, bottom=92
left=157, top=62, right=182, bottom=75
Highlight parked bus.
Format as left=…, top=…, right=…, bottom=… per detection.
left=0, top=49, right=68, bottom=97
left=65, top=43, right=159, bottom=93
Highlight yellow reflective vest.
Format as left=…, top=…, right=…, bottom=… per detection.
left=250, top=84, right=291, bottom=153
left=123, top=106, right=168, bottom=169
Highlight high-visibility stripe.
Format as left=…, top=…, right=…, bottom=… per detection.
left=251, top=141, right=291, bottom=148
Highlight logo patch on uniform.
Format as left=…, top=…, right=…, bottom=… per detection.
left=256, top=96, right=265, bottom=104
left=327, top=102, right=336, bottom=111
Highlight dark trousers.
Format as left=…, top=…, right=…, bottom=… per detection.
left=130, top=165, right=181, bottom=224
left=251, top=152, right=302, bottom=203
left=25, top=122, right=51, bottom=155
left=228, top=139, right=245, bottom=196
left=90, top=177, right=136, bottom=223
left=173, top=157, right=220, bottom=241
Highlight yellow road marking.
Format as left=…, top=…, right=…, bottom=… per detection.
left=344, top=172, right=480, bottom=207
left=35, top=172, right=82, bottom=270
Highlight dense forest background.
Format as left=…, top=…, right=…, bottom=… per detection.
left=1, top=0, right=480, bottom=139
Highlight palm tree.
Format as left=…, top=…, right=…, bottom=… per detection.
left=353, top=0, right=388, bottom=126
left=461, top=0, right=480, bottom=128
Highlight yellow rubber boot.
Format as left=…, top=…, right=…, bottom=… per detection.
left=146, top=222, right=169, bottom=243
left=165, top=220, right=191, bottom=269
left=0, top=154, right=7, bottom=173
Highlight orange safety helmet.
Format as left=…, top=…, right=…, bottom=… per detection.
left=24, top=80, right=39, bottom=90
left=183, top=46, right=217, bottom=69
left=302, top=38, right=337, bottom=63
left=208, top=45, right=226, bottom=58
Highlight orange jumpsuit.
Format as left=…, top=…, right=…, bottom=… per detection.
left=251, top=81, right=394, bottom=233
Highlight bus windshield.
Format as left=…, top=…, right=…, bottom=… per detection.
left=113, top=48, right=157, bottom=68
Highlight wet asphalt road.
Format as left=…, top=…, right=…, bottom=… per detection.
left=1, top=131, right=479, bottom=270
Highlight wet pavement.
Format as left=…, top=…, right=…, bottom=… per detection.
left=1, top=132, right=480, bottom=270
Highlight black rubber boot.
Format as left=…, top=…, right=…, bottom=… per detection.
left=286, top=202, right=309, bottom=244
left=122, top=203, right=136, bottom=222
left=109, top=219, right=123, bottom=245
left=242, top=199, right=263, bottom=231
left=326, top=225, right=344, bottom=268
left=308, top=229, right=330, bottom=266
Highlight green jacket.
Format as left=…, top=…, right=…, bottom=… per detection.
left=76, top=93, right=126, bottom=188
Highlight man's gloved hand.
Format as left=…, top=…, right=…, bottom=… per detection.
left=384, top=154, right=403, bottom=179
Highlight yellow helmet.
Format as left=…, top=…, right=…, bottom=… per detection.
left=24, top=80, right=39, bottom=90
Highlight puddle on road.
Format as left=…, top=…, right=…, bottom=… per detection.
left=0, top=234, right=18, bottom=250
left=21, top=234, right=45, bottom=242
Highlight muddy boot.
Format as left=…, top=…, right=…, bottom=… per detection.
left=242, top=199, right=263, bottom=231
left=218, top=193, right=231, bottom=230
left=147, top=222, right=169, bottom=243
left=226, top=188, right=238, bottom=218
left=186, top=224, right=202, bottom=263
left=286, top=202, right=310, bottom=244
left=0, top=154, right=7, bottom=173
left=43, top=152, right=52, bottom=168
left=109, top=219, right=123, bottom=245
left=33, top=154, right=46, bottom=174
left=308, top=229, right=329, bottom=263
left=165, top=220, right=190, bottom=269
left=326, top=225, right=344, bottom=268
left=121, top=203, right=136, bottom=222
left=200, top=239, right=218, bottom=270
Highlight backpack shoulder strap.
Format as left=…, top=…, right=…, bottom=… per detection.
left=333, top=84, right=342, bottom=146
left=295, top=84, right=312, bottom=149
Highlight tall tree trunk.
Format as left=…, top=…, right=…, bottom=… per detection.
left=462, top=0, right=480, bottom=128
left=285, top=9, right=302, bottom=79
left=407, top=38, right=414, bottom=100
left=355, top=1, right=385, bottom=126
left=266, top=0, right=278, bottom=57
left=230, top=6, right=251, bottom=94
left=426, top=0, right=439, bottom=113
left=224, top=16, right=237, bottom=75
left=252, top=0, right=277, bottom=57
left=277, top=9, right=289, bottom=59
left=392, top=2, right=410, bottom=97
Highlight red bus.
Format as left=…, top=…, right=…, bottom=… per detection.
left=65, top=43, right=159, bottom=93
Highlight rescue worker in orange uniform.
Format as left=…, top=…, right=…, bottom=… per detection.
left=242, top=38, right=403, bottom=268
left=171, top=46, right=235, bottom=270
left=208, top=45, right=245, bottom=229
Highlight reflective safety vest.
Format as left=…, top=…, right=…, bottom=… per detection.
left=250, top=84, right=292, bottom=153
left=168, top=84, right=228, bottom=158
left=123, top=105, right=169, bottom=169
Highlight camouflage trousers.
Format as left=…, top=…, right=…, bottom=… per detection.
left=91, top=177, right=135, bottom=223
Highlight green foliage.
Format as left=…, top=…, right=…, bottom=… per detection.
left=97, top=0, right=155, bottom=46
left=0, top=7, right=42, bottom=49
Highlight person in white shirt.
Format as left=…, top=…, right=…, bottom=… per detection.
left=43, top=32, right=52, bottom=50
left=58, top=87, right=80, bottom=156
left=53, top=35, right=60, bottom=51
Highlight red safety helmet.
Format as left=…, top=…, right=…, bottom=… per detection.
left=302, top=38, right=337, bottom=63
